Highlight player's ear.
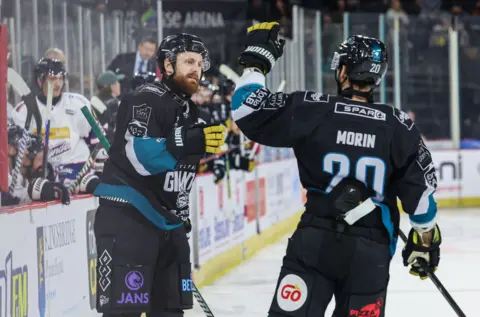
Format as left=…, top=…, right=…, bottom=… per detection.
left=164, top=60, right=174, bottom=75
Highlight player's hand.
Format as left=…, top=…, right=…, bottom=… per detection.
left=402, top=224, right=441, bottom=280
left=239, top=22, right=285, bottom=74
left=166, top=124, right=226, bottom=159
left=203, top=125, right=226, bottom=154
left=93, top=148, right=109, bottom=174
left=213, top=158, right=226, bottom=184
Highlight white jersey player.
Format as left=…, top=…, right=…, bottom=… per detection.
left=11, top=58, right=99, bottom=184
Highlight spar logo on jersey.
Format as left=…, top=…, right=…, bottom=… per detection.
left=393, top=108, right=414, bottom=130
left=276, top=274, right=308, bottom=312
left=335, top=103, right=386, bottom=121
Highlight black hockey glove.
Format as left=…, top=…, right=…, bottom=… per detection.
left=402, top=224, right=441, bottom=280
left=213, top=158, right=226, bottom=184
left=166, top=124, right=226, bottom=159
left=239, top=22, right=285, bottom=75
left=78, top=173, right=100, bottom=194
left=28, top=178, right=71, bottom=205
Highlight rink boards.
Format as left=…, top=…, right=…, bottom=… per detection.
left=0, top=150, right=479, bottom=317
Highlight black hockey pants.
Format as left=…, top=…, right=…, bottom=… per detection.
left=94, top=200, right=192, bottom=317
left=269, top=213, right=391, bottom=317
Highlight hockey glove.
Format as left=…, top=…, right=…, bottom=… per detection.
left=166, top=124, right=226, bottom=159
left=239, top=22, right=285, bottom=74
left=402, top=224, right=441, bottom=280
left=213, top=158, right=226, bottom=184
left=78, top=173, right=100, bottom=194
left=28, top=178, right=71, bottom=205
left=93, top=148, right=109, bottom=174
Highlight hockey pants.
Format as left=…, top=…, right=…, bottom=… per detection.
left=269, top=213, right=391, bottom=317
left=94, top=202, right=192, bottom=317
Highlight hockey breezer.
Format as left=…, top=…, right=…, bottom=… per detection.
left=93, top=33, right=225, bottom=317
left=233, top=23, right=450, bottom=317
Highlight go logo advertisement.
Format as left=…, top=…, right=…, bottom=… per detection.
left=276, top=274, right=308, bottom=312
left=0, top=251, right=28, bottom=317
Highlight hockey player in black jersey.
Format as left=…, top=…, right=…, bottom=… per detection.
left=93, top=33, right=225, bottom=317
left=232, top=22, right=441, bottom=316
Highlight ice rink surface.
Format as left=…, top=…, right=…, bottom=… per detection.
left=187, top=208, right=480, bottom=317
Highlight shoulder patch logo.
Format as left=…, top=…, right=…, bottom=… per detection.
left=334, top=103, right=386, bottom=121
left=133, top=104, right=152, bottom=125
left=416, top=139, right=432, bottom=170
left=393, top=109, right=414, bottom=130
left=303, top=91, right=329, bottom=103
left=128, top=104, right=152, bottom=137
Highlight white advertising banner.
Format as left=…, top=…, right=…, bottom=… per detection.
left=1, top=153, right=477, bottom=317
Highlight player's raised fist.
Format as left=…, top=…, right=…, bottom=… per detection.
left=238, top=22, right=285, bottom=74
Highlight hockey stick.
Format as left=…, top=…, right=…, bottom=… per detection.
left=66, top=106, right=110, bottom=194
left=42, top=80, right=54, bottom=177
left=80, top=106, right=110, bottom=151
left=219, top=64, right=240, bottom=83
left=66, top=144, right=102, bottom=194
left=7, top=68, right=42, bottom=194
left=192, top=282, right=215, bottom=317
left=398, top=229, right=466, bottom=317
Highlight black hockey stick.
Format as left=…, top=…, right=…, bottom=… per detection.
left=399, top=229, right=466, bottom=317
left=192, top=282, right=215, bottom=317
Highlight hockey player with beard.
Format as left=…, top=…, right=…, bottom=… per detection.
left=11, top=58, right=101, bottom=185
left=231, top=22, right=441, bottom=316
left=92, top=33, right=225, bottom=317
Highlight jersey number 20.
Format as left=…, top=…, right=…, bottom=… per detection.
left=323, top=153, right=386, bottom=195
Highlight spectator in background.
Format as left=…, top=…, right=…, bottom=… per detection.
left=44, top=47, right=67, bottom=63
left=107, top=36, right=157, bottom=95
left=386, top=0, right=410, bottom=25
left=472, top=0, right=480, bottom=14
left=90, top=70, right=123, bottom=144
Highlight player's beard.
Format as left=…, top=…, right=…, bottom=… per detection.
left=173, top=73, right=199, bottom=95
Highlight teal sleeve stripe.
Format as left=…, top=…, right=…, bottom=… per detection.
left=131, top=137, right=176, bottom=174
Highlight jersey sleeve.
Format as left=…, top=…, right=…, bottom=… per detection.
left=391, top=110, right=437, bottom=231
left=123, top=85, right=177, bottom=176
left=11, top=101, right=29, bottom=131
left=231, top=70, right=316, bottom=148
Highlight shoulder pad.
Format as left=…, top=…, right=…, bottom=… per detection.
left=392, top=107, right=414, bottom=130
left=303, top=91, right=329, bottom=103
left=138, top=84, right=167, bottom=98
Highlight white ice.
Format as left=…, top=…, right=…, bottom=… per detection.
left=187, top=208, right=480, bottom=317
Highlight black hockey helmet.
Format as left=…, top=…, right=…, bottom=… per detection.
left=34, top=58, right=67, bottom=87
left=131, top=71, right=159, bottom=90
left=157, top=33, right=210, bottom=75
left=8, top=121, right=24, bottom=147
left=26, top=133, right=43, bottom=160
left=331, top=35, right=387, bottom=87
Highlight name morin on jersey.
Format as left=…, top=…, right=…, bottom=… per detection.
left=336, top=130, right=376, bottom=149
